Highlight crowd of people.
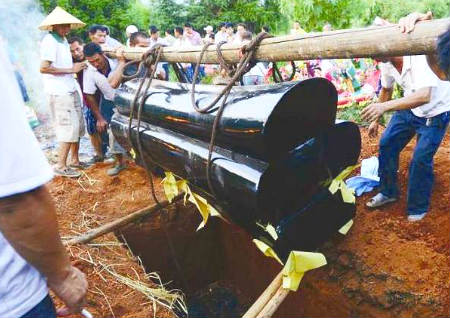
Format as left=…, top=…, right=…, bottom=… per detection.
left=1, top=5, right=450, bottom=318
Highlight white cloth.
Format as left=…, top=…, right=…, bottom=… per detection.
left=105, top=36, right=122, bottom=49
left=215, top=30, right=227, bottom=43
left=40, top=33, right=78, bottom=95
left=246, top=62, right=267, bottom=77
left=0, top=38, right=52, bottom=318
left=164, top=34, right=176, bottom=46
left=380, top=55, right=450, bottom=118
left=83, top=56, right=118, bottom=101
left=149, top=37, right=169, bottom=73
left=346, top=157, right=380, bottom=196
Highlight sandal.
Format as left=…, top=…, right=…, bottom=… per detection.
left=366, top=193, right=397, bottom=208
left=87, top=155, right=105, bottom=164
left=107, top=163, right=127, bottom=176
left=54, top=167, right=81, bottom=178
left=69, top=162, right=90, bottom=169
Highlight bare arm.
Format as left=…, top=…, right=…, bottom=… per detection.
left=427, top=54, right=448, bottom=81
left=362, top=87, right=432, bottom=122
left=397, top=12, right=447, bottom=80
left=40, top=60, right=86, bottom=75
left=107, top=48, right=127, bottom=88
left=378, top=86, right=393, bottom=103
left=0, top=186, right=87, bottom=314
left=366, top=87, right=393, bottom=136
left=108, top=60, right=126, bottom=88
left=85, top=94, right=108, bottom=133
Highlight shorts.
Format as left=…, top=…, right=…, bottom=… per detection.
left=83, top=106, right=97, bottom=135
left=48, top=92, right=85, bottom=143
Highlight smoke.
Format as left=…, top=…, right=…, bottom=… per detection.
left=0, top=0, right=47, bottom=112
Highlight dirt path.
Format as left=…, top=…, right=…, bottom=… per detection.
left=46, top=127, right=449, bottom=317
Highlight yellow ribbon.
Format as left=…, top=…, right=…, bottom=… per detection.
left=161, top=171, right=225, bottom=230
left=252, top=239, right=283, bottom=265
left=328, top=165, right=359, bottom=204
left=282, top=251, right=327, bottom=291
left=338, top=219, right=354, bottom=235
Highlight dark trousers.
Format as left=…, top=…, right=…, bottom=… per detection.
left=100, top=97, right=115, bottom=155
left=378, top=110, right=449, bottom=215
left=21, top=294, right=56, bottom=318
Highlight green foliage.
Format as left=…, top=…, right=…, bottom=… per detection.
left=38, top=0, right=149, bottom=41
left=38, top=0, right=449, bottom=40
left=147, top=0, right=284, bottom=34
left=279, top=0, right=449, bottom=32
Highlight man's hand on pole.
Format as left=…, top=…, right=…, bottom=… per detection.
left=398, top=11, right=433, bottom=33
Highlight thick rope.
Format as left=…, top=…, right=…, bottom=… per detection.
left=216, top=40, right=236, bottom=76
left=272, top=61, right=297, bottom=83
left=126, top=45, right=164, bottom=207
left=190, top=32, right=271, bottom=196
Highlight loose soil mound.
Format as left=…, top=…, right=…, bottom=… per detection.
left=48, top=128, right=450, bottom=317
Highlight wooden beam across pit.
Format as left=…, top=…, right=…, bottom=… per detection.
left=104, top=19, right=449, bottom=63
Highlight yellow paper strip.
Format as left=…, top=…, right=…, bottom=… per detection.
left=338, top=219, right=354, bottom=235
left=282, top=251, right=327, bottom=291
left=252, top=239, right=283, bottom=265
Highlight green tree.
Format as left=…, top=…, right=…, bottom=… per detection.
left=148, top=0, right=185, bottom=32
left=38, top=0, right=149, bottom=41
left=279, top=0, right=449, bottom=32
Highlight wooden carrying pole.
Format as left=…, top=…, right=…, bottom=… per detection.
left=64, top=195, right=183, bottom=246
left=243, top=270, right=291, bottom=318
left=104, top=19, right=449, bottom=63
left=243, top=271, right=283, bottom=318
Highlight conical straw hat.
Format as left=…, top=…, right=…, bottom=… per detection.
left=38, top=6, right=85, bottom=31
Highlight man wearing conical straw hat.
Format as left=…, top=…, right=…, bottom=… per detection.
left=39, top=6, right=87, bottom=178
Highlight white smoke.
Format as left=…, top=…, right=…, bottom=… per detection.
left=0, top=0, right=46, bottom=112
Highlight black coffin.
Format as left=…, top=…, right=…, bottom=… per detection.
left=111, top=114, right=360, bottom=229
left=114, top=78, right=337, bottom=161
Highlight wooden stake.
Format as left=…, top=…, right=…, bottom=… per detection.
left=104, top=19, right=449, bottom=63
left=64, top=195, right=183, bottom=246
left=256, top=285, right=290, bottom=318
left=243, top=271, right=283, bottom=318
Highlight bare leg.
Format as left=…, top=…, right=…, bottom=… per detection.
left=116, top=153, right=125, bottom=165
left=69, top=141, right=80, bottom=165
left=90, top=132, right=103, bottom=158
left=56, top=142, right=72, bottom=169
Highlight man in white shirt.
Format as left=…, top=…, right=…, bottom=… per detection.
left=203, top=25, right=214, bottom=43
left=125, top=25, right=138, bottom=47
left=0, top=35, right=87, bottom=318
left=149, top=25, right=169, bottom=80
left=164, top=29, right=176, bottom=46
left=82, top=43, right=128, bottom=176
left=39, top=7, right=87, bottom=178
left=397, top=12, right=450, bottom=82
left=362, top=55, right=450, bottom=221
left=215, top=23, right=228, bottom=44
left=103, top=25, right=123, bottom=49
left=233, top=23, right=247, bottom=45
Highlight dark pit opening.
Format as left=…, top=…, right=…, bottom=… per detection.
left=117, top=201, right=287, bottom=318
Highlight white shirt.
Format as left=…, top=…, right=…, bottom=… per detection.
left=0, top=38, right=52, bottom=318
left=105, top=36, right=122, bottom=49
left=215, top=30, right=227, bottom=44
left=246, top=62, right=267, bottom=77
left=40, top=33, right=78, bottom=95
left=83, top=56, right=118, bottom=101
left=380, top=55, right=450, bottom=118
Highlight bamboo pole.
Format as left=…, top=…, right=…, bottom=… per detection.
left=64, top=195, right=183, bottom=246
left=256, top=286, right=290, bottom=318
left=104, top=19, right=449, bottom=63
left=242, top=271, right=283, bottom=318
